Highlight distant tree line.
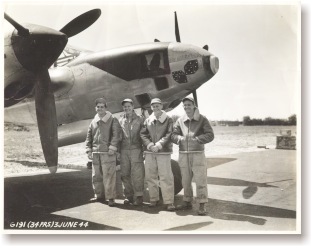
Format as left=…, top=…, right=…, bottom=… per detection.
left=216, top=120, right=241, bottom=126
left=171, top=114, right=297, bottom=126
left=243, top=114, right=296, bottom=126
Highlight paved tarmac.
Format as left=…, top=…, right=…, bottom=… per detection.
left=3, top=149, right=298, bottom=233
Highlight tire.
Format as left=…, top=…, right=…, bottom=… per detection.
left=159, top=159, right=182, bottom=197
left=171, top=159, right=183, bottom=195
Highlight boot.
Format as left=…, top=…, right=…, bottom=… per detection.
left=108, top=199, right=116, bottom=207
left=176, top=201, right=192, bottom=210
left=123, top=196, right=133, bottom=204
left=89, top=197, right=105, bottom=203
left=149, top=201, right=158, bottom=207
left=133, top=196, right=143, bottom=206
left=166, top=203, right=175, bottom=211
left=197, top=203, right=207, bottom=216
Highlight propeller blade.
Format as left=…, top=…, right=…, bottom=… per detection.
left=203, top=45, right=208, bottom=51
left=35, top=70, right=58, bottom=173
left=192, top=90, right=198, bottom=107
left=4, top=12, right=29, bottom=36
left=59, top=9, right=101, bottom=38
left=174, top=11, right=181, bottom=42
left=5, top=9, right=101, bottom=173
left=154, top=39, right=160, bottom=42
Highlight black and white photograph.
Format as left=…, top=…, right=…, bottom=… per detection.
left=2, top=0, right=303, bottom=237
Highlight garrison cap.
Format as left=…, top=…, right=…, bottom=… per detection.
left=95, top=98, right=107, bottom=105
left=182, top=96, right=195, bottom=104
left=150, top=98, right=162, bottom=105
left=121, top=98, right=133, bottom=105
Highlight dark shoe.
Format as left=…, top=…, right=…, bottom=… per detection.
left=108, top=199, right=116, bottom=207
left=198, top=203, right=207, bottom=216
left=133, top=196, right=143, bottom=206
left=166, top=203, right=175, bottom=211
left=87, top=161, right=92, bottom=169
left=89, top=197, right=105, bottom=203
left=123, top=197, right=134, bottom=205
left=149, top=201, right=157, bottom=207
left=176, top=201, right=193, bottom=210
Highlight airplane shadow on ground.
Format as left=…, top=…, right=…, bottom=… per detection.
left=112, top=191, right=296, bottom=227
left=206, top=176, right=290, bottom=200
left=174, top=196, right=296, bottom=226
left=4, top=170, right=121, bottom=230
left=205, top=157, right=293, bottom=199
left=206, top=157, right=237, bottom=169
left=164, top=221, right=214, bottom=231
left=4, top=157, right=295, bottom=230
left=173, top=157, right=296, bottom=226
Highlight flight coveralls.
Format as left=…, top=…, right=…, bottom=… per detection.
left=119, top=111, right=145, bottom=199
left=171, top=108, right=214, bottom=204
left=140, top=111, right=174, bottom=205
left=86, top=112, right=121, bottom=200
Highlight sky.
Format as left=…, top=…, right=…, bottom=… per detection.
left=3, top=0, right=301, bottom=121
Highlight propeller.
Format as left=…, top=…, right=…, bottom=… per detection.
left=175, top=11, right=200, bottom=107
left=192, top=90, right=198, bottom=108
left=174, top=11, right=181, bottom=42
left=34, top=70, right=58, bottom=173
left=5, top=9, right=101, bottom=173
left=4, top=13, right=29, bottom=36
left=59, top=9, right=101, bottom=38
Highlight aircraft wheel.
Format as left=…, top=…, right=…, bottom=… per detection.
left=158, top=159, right=182, bottom=197
left=171, top=159, right=183, bottom=195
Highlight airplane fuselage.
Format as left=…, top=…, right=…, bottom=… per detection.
left=5, top=41, right=219, bottom=146
left=4, top=9, right=219, bottom=176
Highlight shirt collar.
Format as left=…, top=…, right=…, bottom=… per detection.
left=123, top=111, right=137, bottom=121
left=94, top=111, right=112, bottom=123
left=149, top=110, right=167, bottom=124
left=182, top=108, right=200, bottom=122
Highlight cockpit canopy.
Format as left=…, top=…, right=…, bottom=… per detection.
left=68, top=42, right=171, bottom=81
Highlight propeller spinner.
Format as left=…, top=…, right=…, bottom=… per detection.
left=4, top=9, right=101, bottom=173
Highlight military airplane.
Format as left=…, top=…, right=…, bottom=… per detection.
left=4, top=9, right=219, bottom=194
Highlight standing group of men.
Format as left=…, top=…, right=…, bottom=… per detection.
left=85, top=96, right=214, bottom=215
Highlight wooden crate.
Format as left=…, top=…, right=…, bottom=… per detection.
left=276, top=136, right=296, bottom=150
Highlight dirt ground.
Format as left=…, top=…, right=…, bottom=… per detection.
left=3, top=123, right=88, bottom=176
left=3, top=123, right=298, bottom=233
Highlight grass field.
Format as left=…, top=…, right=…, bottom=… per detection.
left=4, top=123, right=87, bottom=176
left=3, top=123, right=297, bottom=176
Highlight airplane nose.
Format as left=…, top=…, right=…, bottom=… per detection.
left=11, top=24, right=68, bottom=71
left=203, top=55, right=219, bottom=75
left=210, top=55, right=219, bottom=74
